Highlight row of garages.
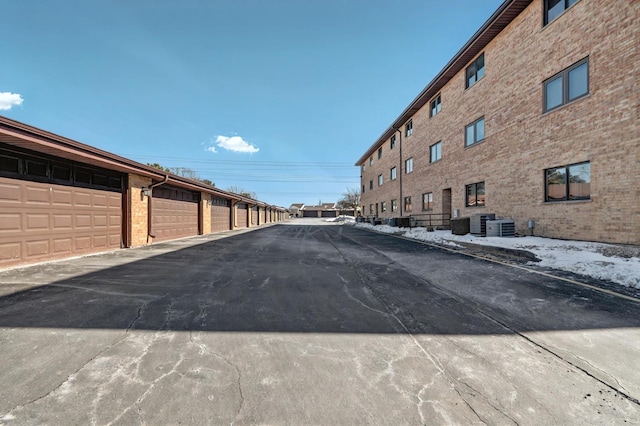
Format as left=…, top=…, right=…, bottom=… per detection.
left=0, top=116, right=288, bottom=268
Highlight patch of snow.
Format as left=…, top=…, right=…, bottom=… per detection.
left=354, top=223, right=640, bottom=289
left=325, top=215, right=356, bottom=223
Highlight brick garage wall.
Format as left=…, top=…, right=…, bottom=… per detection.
left=201, top=193, right=211, bottom=235
left=360, top=0, right=639, bottom=244
left=128, top=174, right=152, bottom=247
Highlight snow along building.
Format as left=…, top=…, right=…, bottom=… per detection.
left=355, top=0, right=639, bottom=245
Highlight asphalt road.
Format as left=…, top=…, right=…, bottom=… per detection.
left=1, top=220, right=640, bottom=425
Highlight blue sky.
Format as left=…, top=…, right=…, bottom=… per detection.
left=1, top=0, right=504, bottom=208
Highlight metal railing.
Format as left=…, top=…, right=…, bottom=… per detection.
left=408, top=213, right=451, bottom=230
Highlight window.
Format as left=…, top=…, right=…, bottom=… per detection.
left=378, top=147, right=382, bottom=159
left=404, top=196, right=412, bottom=212
left=390, top=167, right=397, bottom=181
left=52, top=164, right=72, bottom=181
left=466, top=53, right=485, bottom=89
left=430, top=94, right=441, bottom=117
left=391, top=199, right=398, bottom=212
left=465, top=117, right=485, bottom=147
left=25, top=158, right=48, bottom=177
left=405, top=157, right=414, bottom=174
left=405, top=120, right=413, bottom=137
left=381, top=201, right=387, bottom=212
left=430, top=141, right=442, bottom=163
left=545, top=161, right=590, bottom=201
left=390, top=135, right=396, bottom=149
left=362, top=184, right=365, bottom=193
left=544, top=58, right=589, bottom=112
left=369, top=204, right=374, bottom=214
left=369, top=156, right=373, bottom=166
left=0, top=152, right=20, bottom=174
left=361, top=164, right=365, bottom=172
left=466, top=182, right=485, bottom=207
left=369, top=180, right=373, bottom=190
left=378, top=174, right=383, bottom=186
left=422, top=192, right=433, bottom=211
left=545, top=0, right=580, bottom=25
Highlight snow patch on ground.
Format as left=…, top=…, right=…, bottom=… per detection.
left=355, top=223, right=640, bottom=289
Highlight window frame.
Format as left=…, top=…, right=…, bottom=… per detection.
left=544, top=161, right=590, bottom=202
left=391, top=199, right=398, bottom=212
left=430, top=141, right=442, bottom=163
left=405, top=157, right=414, bottom=174
left=543, top=57, right=589, bottom=113
left=369, top=156, right=373, bottom=166
left=404, top=196, right=412, bottom=212
left=390, top=135, right=396, bottom=149
left=381, top=201, right=387, bottom=212
left=430, top=94, right=442, bottom=117
left=465, top=117, right=485, bottom=148
left=544, top=0, right=580, bottom=26
left=378, top=174, right=383, bottom=186
left=369, top=180, right=373, bottom=190
left=465, top=53, right=485, bottom=89
left=377, top=147, right=383, bottom=160
left=390, top=167, right=397, bottom=181
left=465, top=181, right=486, bottom=207
left=422, top=192, right=433, bottom=211
left=405, top=120, right=413, bottom=137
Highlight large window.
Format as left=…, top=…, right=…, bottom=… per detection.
left=545, top=161, right=590, bottom=201
left=405, top=157, right=414, bottom=174
left=369, top=156, right=374, bottom=166
left=465, top=117, right=485, bottom=147
left=544, top=58, right=589, bottom=112
left=466, top=182, right=485, bottom=207
left=391, top=199, right=398, bottom=212
left=430, top=94, right=441, bottom=117
left=378, top=174, right=383, bottom=186
left=430, top=141, right=442, bottom=163
left=390, top=135, right=396, bottom=149
left=369, top=204, right=374, bottom=214
left=466, top=53, right=485, bottom=89
left=404, top=196, right=412, bottom=212
left=545, top=0, right=580, bottom=25
left=381, top=201, right=387, bottom=212
left=378, top=147, right=383, bottom=159
left=422, top=192, right=433, bottom=211
left=369, top=180, right=373, bottom=190
left=390, top=167, right=397, bottom=181
left=405, top=120, right=413, bottom=137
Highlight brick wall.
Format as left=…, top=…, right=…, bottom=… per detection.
left=360, top=0, right=639, bottom=244
left=128, top=174, right=152, bottom=247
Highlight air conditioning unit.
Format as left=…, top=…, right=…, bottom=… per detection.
left=486, top=219, right=516, bottom=237
left=470, top=213, right=495, bottom=236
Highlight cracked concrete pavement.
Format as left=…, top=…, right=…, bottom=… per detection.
left=1, top=220, right=640, bottom=424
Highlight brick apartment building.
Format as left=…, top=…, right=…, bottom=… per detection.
left=356, top=0, right=639, bottom=244
left=0, top=116, right=287, bottom=268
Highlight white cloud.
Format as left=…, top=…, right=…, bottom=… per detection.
left=0, top=92, right=24, bottom=110
left=214, top=135, right=259, bottom=154
left=205, top=146, right=218, bottom=153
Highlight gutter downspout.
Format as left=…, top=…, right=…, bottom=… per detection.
left=146, top=175, right=169, bottom=242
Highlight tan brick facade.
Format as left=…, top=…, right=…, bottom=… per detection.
left=359, top=0, right=639, bottom=244
left=128, top=174, right=152, bottom=247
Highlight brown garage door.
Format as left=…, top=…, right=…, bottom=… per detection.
left=236, top=203, right=248, bottom=228
left=302, top=210, right=318, bottom=218
left=151, top=186, right=199, bottom=241
left=210, top=197, right=231, bottom=232
left=0, top=177, right=122, bottom=268
left=260, top=207, right=266, bottom=224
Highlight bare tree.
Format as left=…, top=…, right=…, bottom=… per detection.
left=336, top=187, right=361, bottom=213
left=227, top=186, right=257, bottom=199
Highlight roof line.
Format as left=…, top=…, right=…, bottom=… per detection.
left=355, top=0, right=532, bottom=166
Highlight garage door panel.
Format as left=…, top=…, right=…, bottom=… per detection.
left=0, top=182, right=21, bottom=202
left=52, top=189, right=72, bottom=205
left=0, top=213, right=21, bottom=232
left=93, top=193, right=108, bottom=207
left=25, top=185, right=50, bottom=204
left=210, top=204, right=231, bottom=232
left=0, top=177, right=123, bottom=267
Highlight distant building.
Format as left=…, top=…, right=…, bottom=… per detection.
left=355, top=0, right=639, bottom=244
